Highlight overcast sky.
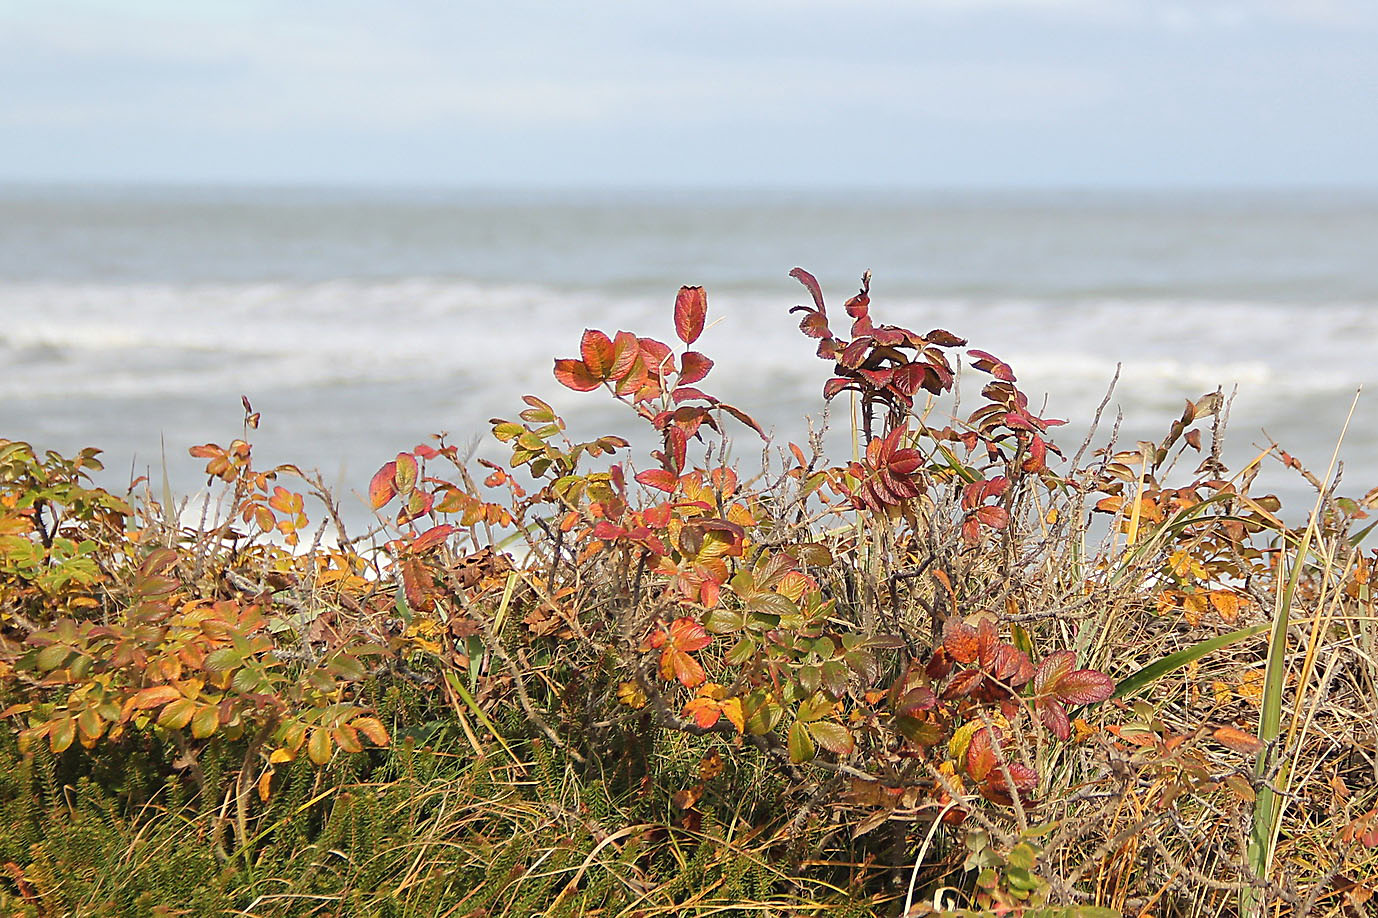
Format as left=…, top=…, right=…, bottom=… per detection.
left=2, top=0, right=1376, bottom=187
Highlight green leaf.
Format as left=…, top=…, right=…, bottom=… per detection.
left=204, top=648, right=245, bottom=673
left=491, top=422, right=524, bottom=442
left=191, top=705, right=220, bottom=739
left=308, top=728, right=332, bottom=766
left=1113, top=623, right=1269, bottom=699
left=156, top=697, right=197, bottom=730
left=807, top=721, right=855, bottom=755
left=36, top=643, right=69, bottom=672
left=787, top=720, right=816, bottom=764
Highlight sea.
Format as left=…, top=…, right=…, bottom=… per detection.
left=2, top=185, right=1376, bottom=531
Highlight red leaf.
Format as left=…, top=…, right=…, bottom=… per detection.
left=925, top=328, right=967, bottom=347
left=974, top=505, right=1009, bottom=530
left=823, top=377, right=852, bottom=400
left=790, top=267, right=826, bottom=312
left=411, top=524, right=455, bottom=553
left=593, top=521, right=626, bottom=540
left=667, top=616, right=712, bottom=652
left=1033, top=650, right=1076, bottom=695
left=554, top=358, right=600, bottom=391
left=683, top=696, right=723, bottom=728
left=941, top=668, right=984, bottom=699
left=1039, top=698, right=1071, bottom=740
left=961, top=516, right=982, bottom=546
left=609, top=330, right=640, bottom=380
left=718, top=403, right=765, bottom=439
left=797, top=311, right=832, bottom=339
left=638, top=337, right=675, bottom=377
left=1022, top=435, right=1047, bottom=473
left=665, top=426, right=688, bottom=473
left=580, top=329, right=616, bottom=378
left=966, top=726, right=999, bottom=782
left=671, top=387, right=715, bottom=404
left=368, top=462, right=398, bottom=509
left=635, top=469, right=679, bottom=493
left=838, top=337, right=871, bottom=370
left=679, top=351, right=714, bottom=385
left=1054, top=669, right=1115, bottom=705
left=674, top=286, right=708, bottom=345
left=969, top=350, right=1016, bottom=382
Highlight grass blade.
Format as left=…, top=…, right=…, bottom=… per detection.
left=1112, top=623, right=1269, bottom=700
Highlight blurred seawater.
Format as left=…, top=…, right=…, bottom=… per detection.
left=2, top=185, right=1375, bottom=527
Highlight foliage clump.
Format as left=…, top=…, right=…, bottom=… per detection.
left=0, top=270, right=1375, bottom=917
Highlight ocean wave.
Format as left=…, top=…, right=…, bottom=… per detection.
left=0, top=279, right=1372, bottom=406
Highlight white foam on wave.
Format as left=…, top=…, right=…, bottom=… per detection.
left=1, top=280, right=1373, bottom=410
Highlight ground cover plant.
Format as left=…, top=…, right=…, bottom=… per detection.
left=0, top=269, right=1375, bottom=917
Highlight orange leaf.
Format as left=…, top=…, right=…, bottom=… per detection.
left=1209, top=590, right=1242, bottom=623
left=660, top=646, right=706, bottom=688
left=609, top=330, right=641, bottom=380
left=580, top=329, right=616, bottom=378
left=682, top=696, right=722, bottom=729
left=1213, top=725, right=1263, bottom=754
left=369, top=462, right=397, bottom=509
left=130, top=685, right=183, bottom=711
left=667, top=617, right=711, bottom=652
left=553, top=358, right=601, bottom=391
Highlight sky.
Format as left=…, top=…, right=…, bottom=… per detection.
left=2, top=0, right=1376, bottom=188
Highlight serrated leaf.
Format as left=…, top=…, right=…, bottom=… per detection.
left=50, top=717, right=75, bottom=753
left=130, top=685, right=183, bottom=711
left=410, top=524, right=455, bottom=553
left=36, top=643, right=69, bottom=672
left=191, top=705, right=219, bottom=739
left=1055, top=669, right=1115, bottom=705
left=204, top=648, right=244, bottom=673
left=553, top=358, right=600, bottom=391
left=808, top=721, right=854, bottom=755
left=666, top=617, right=711, bottom=652
left=1034, top=650, right=1076, bottom=695
left=308, top=728, right=332, bottom=765
left=679, top=350, right=714, bottom=385
left=579, top=329, right=616, bottom=378
left=635, top=469, right=679, bottom=493
left=156, top=697, right=197, bottom=730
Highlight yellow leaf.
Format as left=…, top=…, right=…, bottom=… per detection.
left=257, top=768, right=274, bottom=804
left=269, top=747, right=295, bottom=764
left=191, top=705, right=219, bottom=739
left=617, top=681, right=648, bottom=709
left=308, top=728, right=332, bottom=765
left=351, top=716, right=389, bottom=746
left=720, top=697, right=745, bottom=734
left=1237, top=670, right=1265, bottom=706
